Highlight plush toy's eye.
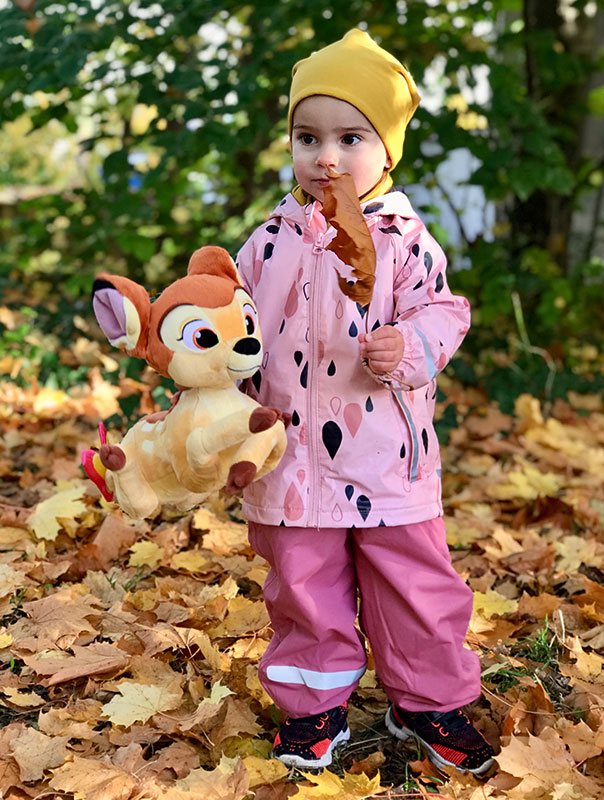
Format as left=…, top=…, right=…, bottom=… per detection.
left=179, top=319, right=219, bottom=351
left=243, top=303, right=258, bottom=336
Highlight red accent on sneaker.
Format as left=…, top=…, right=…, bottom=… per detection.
left=273, top=733, right=281, bottom=747
left=432, top=743, right=467, bottom=766
left=310, top=738, right=331, bottom=757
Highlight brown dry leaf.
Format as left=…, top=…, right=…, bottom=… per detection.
left=322, top=169, right=376, bottom=308
left=38, top=700, right=103, bottom=739
left=555, top=718, right=604, bottom=762
left=347, top=750, right=386, bottom=777
left=517, top=591, right=563, bottom=619
left=159, top=757, right=250, bottom=800
left=15, top=588, right=103, bottom=650
left=68, top=512, right=139, bottom=577
left=49, top=756, right=138, bottom=800
left=10, top=726, right=69, bottom=782
left=22, top=642, right=130, bottom=684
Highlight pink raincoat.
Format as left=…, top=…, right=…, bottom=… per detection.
left=236, top=190, right=470, bottom=529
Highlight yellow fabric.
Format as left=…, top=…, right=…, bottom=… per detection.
left=288, top=28, right=420, bottom=206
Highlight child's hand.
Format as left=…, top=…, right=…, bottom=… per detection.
left=358, top=326, right=405, bottom=374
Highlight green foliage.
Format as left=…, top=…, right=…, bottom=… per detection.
left=0, top=0, right=603, bottom=404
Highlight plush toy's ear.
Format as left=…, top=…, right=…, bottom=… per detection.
left=92, top=273, right=150, bottom=357
left=187, top=246, right=240, bottom=284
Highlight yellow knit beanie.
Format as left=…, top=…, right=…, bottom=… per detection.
left=288, top=29, right=420, bottom=172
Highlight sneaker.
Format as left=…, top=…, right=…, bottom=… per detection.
left=272, top=703, right=350, bottom=769
left=385, top=705, right=495, bottom=775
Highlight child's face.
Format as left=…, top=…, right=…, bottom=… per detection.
left=291, top=95, right=391, bottom=202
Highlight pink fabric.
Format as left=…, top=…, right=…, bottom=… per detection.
left=249, top=518, right=480, bottom=718
left=236, top=191, right=471, bottom=528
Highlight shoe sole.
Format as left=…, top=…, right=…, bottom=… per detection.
left=273, top=726, right=351, bottom=769
left=384, top=708, right=494, bottom=776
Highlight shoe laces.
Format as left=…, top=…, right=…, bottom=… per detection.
left=425, top=708, right=470, bottom=732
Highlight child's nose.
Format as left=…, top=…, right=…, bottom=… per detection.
left=316, top=145, right=338, bottom=169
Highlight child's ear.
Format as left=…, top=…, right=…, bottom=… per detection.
left=92, top=274, right=150, bottom=357
left=385, top=155, right=392, bottom=170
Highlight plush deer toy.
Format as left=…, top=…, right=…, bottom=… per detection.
left=82, top=246, right=288, bottom=519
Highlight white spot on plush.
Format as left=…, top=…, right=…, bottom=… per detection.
left=142, top=440, right=154, bottom=454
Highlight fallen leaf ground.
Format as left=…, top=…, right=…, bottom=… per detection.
left=1, top=372, right=604, bottom=799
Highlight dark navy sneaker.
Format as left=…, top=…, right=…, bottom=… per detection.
left=385, top=705, right=495, bottom=775
left=272, top=703, right=350, bottom=768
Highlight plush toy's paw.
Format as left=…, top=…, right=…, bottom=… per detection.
left=225, top=460, right=257, bottom=493
left=250, top=406, right=291, bottom=433
left=100, top=444, right=126, bottom=471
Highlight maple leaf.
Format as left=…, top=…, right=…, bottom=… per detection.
left=0, top=687, right=45, bottom=707
left=473, top=590, right=519, bottom=619
left=294, top=769, right=386, bottom=799
left=129, top=540, right=164, bottom=568
left=159, top=757, right=250, bottom=800
left=49, top=756, right=137, bottom=800
left=16, top=587, right=102, bottom=650
left=27, top=485, right=87, bottom=540
left=242, top=755, right=288, bottom=788
left=10, top=726, right=69, bottom=781
left=101, top=681, right=183, bottom=726
left=321, top=170, right=376, bottom=308
left=172, top=550, right=210, bottom=572
left=212, top=595, right=270, bottom=637
left=22, top=642, right=130, bottom=685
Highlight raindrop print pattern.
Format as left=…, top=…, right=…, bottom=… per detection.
left=348, top=321, right=358, bottom=337
left=356, top=495, right=371, bottom=521
left=365, top=396, right=374, bottom=412
left=424, top=251, right=433, bottom=274
left=345, top=485, right=354, bottom=501
left=379, top=225, right=401, bottom=236
left=284, top=482, right=305, bottom=521
left=435, top=273, right=444, bottom=293
left=322, top=421, right=343, bottom=460
left=422, top=428, right=429, bottom=454
left=343, top=403, right=362, bottom=437
left=363, top=202, right=384, bottom=214
left=300, top=362, right=308, bottom=388
left=252, top=371, right=262, bottom=392
left=291, top=410, right=300, bottom=426
left=263, top=242, right=274, bottom=261
left=327, top=360, right=336, bottom=376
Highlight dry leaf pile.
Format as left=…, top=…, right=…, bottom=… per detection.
left=1, top=374, right=604, bottom=799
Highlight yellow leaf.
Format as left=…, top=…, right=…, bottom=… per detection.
left=556, top=535, right=601, bottom=573
left=0, top=632, right=13, bottom=648
left=28, top=486, right=87, bottom=540
left=128, top=540, right=164, bottom=568
left=473, top=590, right=518, bottom=618
left=212, top=595, right=270, bottom=637
left=242, top=755, right=288, bottom=788
left=294, top=769, right=386, bottom=799
left=1, top=687, right=45, bottom=707
left=486, top=464, right=561, bottom=501
left=515, top=394, right=544, bottom=426
left=32, top=387, right=70, bottom=415
left=101, top=681, right=182, bottom=726
left=130, top=103, right=158, bottom=135
left=200, top=680, right=234, bottom=706
left=171, top=550, right=210, bottom=572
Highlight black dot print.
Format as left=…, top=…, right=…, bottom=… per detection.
left=435, top=273, right=444, bottom=293
left=263, top=242, right=274, bottom=261
left=424, top=251, right=433, bottom=274
left=266, top=224, right=280, bottom=234
left=327, top=360, right=336, bottom=376
left=400, top=443, right=406, bottom=459
left=379, top=225, right=401, bottom=235
left=411, top=243, right=420, bottom=257
left=252, top=370, right=262, bottom=392
left=291, top=410, right=300, bottom=426
left=348, top=321, right=358, bottom=337
left=300, top=362, right=308, bottom=388
left=422, top=428, right=429, bottom=453
left=322, top=422, right=343, bottom=460
left=357, top=495, right=371, bottom=521
left=365, top=396, right=373, bottom=412
left=293, top=351, right=303, bottom=366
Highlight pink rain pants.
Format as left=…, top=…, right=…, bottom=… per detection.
left=248, top=518, right=480, bottom=718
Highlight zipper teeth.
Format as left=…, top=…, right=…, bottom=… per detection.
left=308, top=246, right=322, bottom=527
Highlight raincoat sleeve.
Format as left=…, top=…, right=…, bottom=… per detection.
left=379, top=219, right=471, bottom=391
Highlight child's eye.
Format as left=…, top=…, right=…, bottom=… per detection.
left=298, top=133, right=316, bottom=145
left=342, top=133, right=361, bottom=145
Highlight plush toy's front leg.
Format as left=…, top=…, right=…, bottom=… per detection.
left=225, top=420, right=287, bottom=494
left=185, top=408, right=262, bottom=468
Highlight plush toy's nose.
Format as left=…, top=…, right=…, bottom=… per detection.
left=233, top=337, right=261, bottom=355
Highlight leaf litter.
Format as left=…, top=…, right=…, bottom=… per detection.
left=1, top=379, right=604, bottom=798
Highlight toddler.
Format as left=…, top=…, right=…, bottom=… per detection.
left=235, top=29, right=494, bottom=775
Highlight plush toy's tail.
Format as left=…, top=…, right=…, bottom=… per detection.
left=81, top=422, right=114, bottom=502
